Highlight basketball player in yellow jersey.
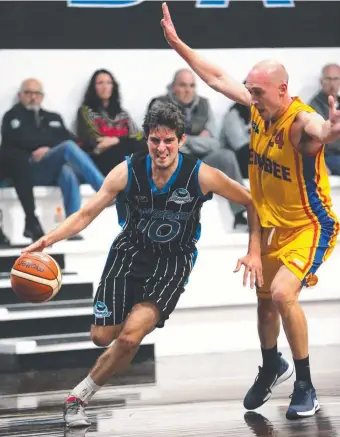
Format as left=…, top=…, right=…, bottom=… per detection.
left=160, top=2, right=340, bottom=420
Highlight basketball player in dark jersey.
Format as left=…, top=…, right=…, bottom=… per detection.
left=22, top=102, right=263, bottom=427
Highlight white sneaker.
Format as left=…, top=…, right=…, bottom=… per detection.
left=63, top=396, right=91, bottom=428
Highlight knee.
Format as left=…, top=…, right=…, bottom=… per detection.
left=59, top=164, right=78, bottom=183
left=271, top=285, right=297, bottom=313
left=91, top=325, right=121, bottom=347
left=115, top=330, right=141, bottom=352
left=59, top=140, right=79, bottom=158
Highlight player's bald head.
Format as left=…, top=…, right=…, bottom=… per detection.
left=245, top=60, right=291, bottom=121
left=247, top=60, right=289, bottom=86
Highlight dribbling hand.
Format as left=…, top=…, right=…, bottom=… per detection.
left=161, top=2, right=179, bottom=46
left=21, top=237, right=50, bottom=254
left=234, top=253, right=263, bottom=289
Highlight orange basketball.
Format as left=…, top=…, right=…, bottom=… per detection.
left=10, top=252, right=62, bottom=303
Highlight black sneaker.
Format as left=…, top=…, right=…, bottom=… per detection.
left=243, top=352, right=294, bottom=410
left=286, top=380, right=320, bottom=420
left=233, top=211, right=248, bottom=229
left=0, top=227, right=11, bottom=247
left=24, top=216, right=44, bottom=241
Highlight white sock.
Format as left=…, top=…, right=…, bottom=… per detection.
left=69, top=375, right=101, bottom=403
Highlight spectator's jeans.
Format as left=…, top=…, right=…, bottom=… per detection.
left=30, top=141, right=104, bottom=216
left=325, top=155, right=340, bottom=176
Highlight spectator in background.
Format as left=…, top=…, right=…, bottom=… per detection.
left=0, top=78, right=105, bottom=240
left=220, top=83, right=250, bottom=178
left=309, top=63, right=340, bottom=175
left=0, top=207, right=11, bottom=247
left=147, top=68, right=247, bottom=229
left=77, top=69, right=147, bottom=177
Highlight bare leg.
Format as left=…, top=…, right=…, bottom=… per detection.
left=90, top=302, right=159, bottom=385
left=257, top=298, right=280, bottom=349
left=270, top=265, right=307, bottom=360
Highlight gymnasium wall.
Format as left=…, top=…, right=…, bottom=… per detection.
left=0, top=1, right=339, bottom=133
left=0, top=47, right=339, bottom=137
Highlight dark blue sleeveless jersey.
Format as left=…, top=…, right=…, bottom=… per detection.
left=116, top=152, right=213, bottom=255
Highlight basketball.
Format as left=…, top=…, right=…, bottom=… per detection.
left=10, top=252, right=62, bottom=303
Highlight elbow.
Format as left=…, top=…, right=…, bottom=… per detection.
left=206, top=76, right=222, bottom=91
left=244, top=197, right=255, bottom=208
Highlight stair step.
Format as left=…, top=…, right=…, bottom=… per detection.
left=0, top=332, right=152, bottom=354
left=3, top=298, right=92, bottom=313
left=0, top=341, right=155, bottom=380
left=0, top=311, right=92, bottom=338
left=0, top=277, right=93, bottom=305
left=0, top=251, right=65, bottom=273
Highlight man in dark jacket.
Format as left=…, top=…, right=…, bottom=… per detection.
left=309, top=64, right=340, bottom=175
left=0, top=78, right=105, bottom=240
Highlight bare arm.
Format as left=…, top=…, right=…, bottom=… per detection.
left=298, top=96, right=340, bottom=154
left=22, top=161, right=128, bottom=252
left=198, top=163, right=261, bottom=256
left=161, top=2, right=251, bottom=106
left=198, top=162, right=262, bottom=287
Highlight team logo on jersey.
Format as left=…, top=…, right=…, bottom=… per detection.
left=252, top=121, right=260, bottom=134
left=93, top=301, right=112, bottom=318
left=135, top=195, right=148, bottom=203
left=169, top=188, right=193, bottom=204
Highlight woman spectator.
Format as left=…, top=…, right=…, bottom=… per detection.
left=77, top=69, right=147, bottom=176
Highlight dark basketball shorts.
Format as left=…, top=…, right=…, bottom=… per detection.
left=93, top=238, right=196, bottom=328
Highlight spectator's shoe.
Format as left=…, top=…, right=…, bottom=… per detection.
left=244, top=411, right=276, bottom=436
left=63, top=396, right=91, bottom=427
left=234, top=211, right=248, bottom=229
left=24, top=217, right=44, bottom=241
left=67, top=234, right=84, bottom=241
left=244, top=353, right=294, bottom=410
left=286, top=380, right=320, bottom=420
left=0, top=227, right=11, bottom=247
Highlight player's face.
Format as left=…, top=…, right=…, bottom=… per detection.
left=246, top=75, right=285, bottom=121
left=147, top=127, right=184, bottom=169
left=95, top=73, right=114, bottom=101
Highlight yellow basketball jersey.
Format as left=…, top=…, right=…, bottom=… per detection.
left=249, top=97, right=338, bottom=229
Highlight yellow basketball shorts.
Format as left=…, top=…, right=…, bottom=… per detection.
left=257, top=222, right=339, bottom=299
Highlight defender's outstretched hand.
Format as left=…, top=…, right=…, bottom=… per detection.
left=161, top=2, right=179, bottom=47
left=234, top=253, right=263, bottom=289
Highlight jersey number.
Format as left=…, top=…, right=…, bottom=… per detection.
left=137, top=219, right=181, bottom=243
left=268, top=128, right=285, bottom=149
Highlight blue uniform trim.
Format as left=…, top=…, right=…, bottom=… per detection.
left=124, top=155, right=132, bottom=194
left=146, top=153, right=183, bottom=195
left=194, top=160, right=213, bottom=200
left=301, top=154, right=335, bottom=282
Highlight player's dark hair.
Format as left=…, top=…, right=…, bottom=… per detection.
left=143, top=102, right=185, bottom=140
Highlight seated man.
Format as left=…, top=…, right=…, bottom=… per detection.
left=309, top=63, right=340, bottom=175
left=220, top=98, right=251, bottom=179
left=147, top=68, right=247, bottom=229
left=1, top=78, right=106, bottom=240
